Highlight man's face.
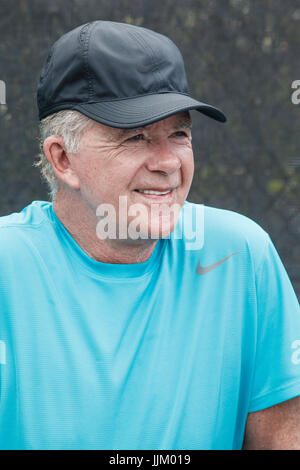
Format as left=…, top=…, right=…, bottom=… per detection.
left=67, top=111, right=194, bottom=242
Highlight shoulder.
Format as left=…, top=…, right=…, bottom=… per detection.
left=0, top=200, right=52, bottom=252
left=175, top=200, right=270, bottom=272
left=202, top=202, right=268, bottom=244
left=0, top=200, right=51, bottom=229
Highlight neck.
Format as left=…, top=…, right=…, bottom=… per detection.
left=52, top=189, right=157, bottom=264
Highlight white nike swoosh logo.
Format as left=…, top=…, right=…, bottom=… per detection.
left=196, top=252, right=240, bottom=275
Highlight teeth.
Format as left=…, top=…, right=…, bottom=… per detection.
left=137, top=189, right=171, bottom=195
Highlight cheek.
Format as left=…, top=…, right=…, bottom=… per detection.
left=81, top=166, right=134, bottom=207
left=76, top=163, right=111, bottom=205
left=180, top=149, right=194, bottom=185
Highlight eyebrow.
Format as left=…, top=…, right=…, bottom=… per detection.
left=173, top=117, right=193, bottom=130
left=109, top=116, right=192, bottom=142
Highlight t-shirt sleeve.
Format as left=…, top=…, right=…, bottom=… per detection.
left=248, top=233, right=300, bottom=413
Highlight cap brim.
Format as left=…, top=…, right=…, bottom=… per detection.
left=72, top=93, right=226, bottom=129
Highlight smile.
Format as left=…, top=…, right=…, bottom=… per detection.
left=135, top=189, right=172, bottom=195
left=133, top=188, right=175, bottom=201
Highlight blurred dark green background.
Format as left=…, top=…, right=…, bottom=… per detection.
left=0, top=0, right=299, bottom=297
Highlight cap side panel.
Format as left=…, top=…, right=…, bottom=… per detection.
left=79, top=22, right=97, bottom=101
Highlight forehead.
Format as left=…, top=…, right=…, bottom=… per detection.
left=91, top=111, right=192, bottom=141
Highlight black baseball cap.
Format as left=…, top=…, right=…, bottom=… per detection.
left=37, top=20, right=227, bottom=128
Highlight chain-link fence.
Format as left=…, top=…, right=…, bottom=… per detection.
left=0, top=0, right=299, bottom=297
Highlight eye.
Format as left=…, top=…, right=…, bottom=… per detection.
left=126, top=134, right=145, bottom=142
left=173, top=131, right=189, bottom=138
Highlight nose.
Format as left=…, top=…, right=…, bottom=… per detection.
left=145, top=140, right=181, bottom=175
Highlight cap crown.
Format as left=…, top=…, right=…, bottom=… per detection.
left=37, top=21, right=189, bottom=119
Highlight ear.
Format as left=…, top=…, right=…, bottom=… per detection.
left=43, top=136, right=80, bottom=190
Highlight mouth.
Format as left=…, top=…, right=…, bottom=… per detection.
left=133, top=187, right=176, bottom=201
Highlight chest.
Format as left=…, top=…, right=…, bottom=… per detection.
left=1, top=267, right=256, bottom=449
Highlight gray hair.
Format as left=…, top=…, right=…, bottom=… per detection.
left=34, top=110, right=94, bottom=201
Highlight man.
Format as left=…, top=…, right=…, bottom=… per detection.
left=0, top=20, right=300, bottom=450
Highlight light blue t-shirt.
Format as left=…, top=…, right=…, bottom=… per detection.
left=0, top=200, right=300, bottom=450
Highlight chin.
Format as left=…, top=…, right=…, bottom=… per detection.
left=125, top=219, right=174, bottom=241
left=147, top=219, right=176, bottom=240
